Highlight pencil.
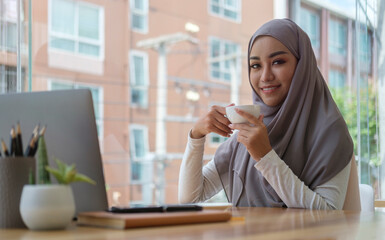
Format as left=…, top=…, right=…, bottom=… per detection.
left=31, top=126, right=46, bottom=157
left=10, top=126, right=17, bottom=156
left=24, top=124, right=39, bottom=157
left=24, top=136, right=36, bottom=157
left=15, top=122, right=23, bottom=156
left=1, top=139, right=9, bottom=157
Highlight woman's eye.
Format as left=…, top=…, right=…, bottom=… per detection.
left=250, top=63, right=260, bottom=69
left=273, top=59, right=285, bottom=65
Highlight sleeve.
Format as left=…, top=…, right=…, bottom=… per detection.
left=254, top=150, right=351, bottom=209
left=178, top=131, right=224, bottom=203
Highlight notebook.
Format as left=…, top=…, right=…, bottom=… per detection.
left=77, top=210, right=232, bottom=229
left=0, top=89, right=108, bottom=214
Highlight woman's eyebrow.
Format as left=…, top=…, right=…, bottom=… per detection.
left=249, top=50, right=288, bottom=60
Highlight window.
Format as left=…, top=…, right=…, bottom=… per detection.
left=129, top=125, right=149, bottom=181
left=328, top=69, right=346, bottom=89
left=130, top=0, right=148, bottom=33
left=130, top=50, right=149, bottom=107
left=209, top=0, right=241, bottom=22
left=359, top=30, right=372, bottom=73
left=49, top=0, right=104, bottom=59
left=0, top=65, right=25, bottom=93
left=329, top=19, right=347, bottom=55
left=48, top=81, right=104, bottom=138
left=209, top=37, right=241, bottom=83
left=0, top=0, right=20, bottom=52
left=299, top=7, right=320, bottom=49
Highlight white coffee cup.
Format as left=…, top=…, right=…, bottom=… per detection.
left=226, top=105, right=260, bottom=124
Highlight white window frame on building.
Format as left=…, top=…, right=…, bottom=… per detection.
left=48, top=0, right=105, bottom=60
left=129, top=124, right=153, bottom=205
left=0, top=65, right=24, bottom=93
left=209, top=0, right=241, bottom=22
left=47, top=80, right=104, bottom=139
left=299, top=6, right=320, bottom=51
left=129, top=50, right=149, bottom=108
left=358, top=29, right=372, bottom=73
left=130, top=0, right=149, bottom=33
left=0, top=0, right=21, bottom=52
left=329, top=18, right=347, bottom=56
left=209, top=36, right=241, bottom=83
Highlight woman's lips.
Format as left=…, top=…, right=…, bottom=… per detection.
left=260, top=85, right=280, bottom=93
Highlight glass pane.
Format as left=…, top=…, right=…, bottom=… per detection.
left=132, top=14, right=145, bottom=30
left=211, top=40, right=220, bottom=57
left=79, top=5, right=99, bottom=40
left=133, top=129, right=145, bottom=157
left=133, top=55, right=144, bottom=85
left=133, top=0, right=144, bottom=10
left=50, top=37, right=75, bottom=52
left=224, top=9, right=237, bottom=20
left=51, top=82, right=73, bottom=90
left=211, top=5, right=220, bottom=13
left=225, top=0, right=237, bottom=8
left=131, top=162, right=142, bottom=181
left=79, top=42, right=100, bottom=57
left=5, top=22, right=17, bottom=52
left=51, top=0, right=75, bottom=35
left=131, top=89, right=144, bottom=104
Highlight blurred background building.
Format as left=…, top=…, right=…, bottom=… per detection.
left=1, top=0, right=383, bottom=205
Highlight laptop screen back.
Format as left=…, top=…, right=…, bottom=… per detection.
left=0, top=89, right=108, bottom=214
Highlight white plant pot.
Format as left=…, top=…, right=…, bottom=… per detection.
left=19, top=184, right=75, bottom=230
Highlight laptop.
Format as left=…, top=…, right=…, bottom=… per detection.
left=0, top=89, right=108, bottom=214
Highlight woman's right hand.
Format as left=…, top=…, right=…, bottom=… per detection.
left=190, top=104, right=234, bottom=139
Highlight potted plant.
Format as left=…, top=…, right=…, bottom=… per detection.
left=19, top=131, right=95, bottom=230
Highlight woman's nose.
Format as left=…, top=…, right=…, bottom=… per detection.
left=260, top=66, right=274, bottom=82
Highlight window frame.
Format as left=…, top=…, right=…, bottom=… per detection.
left=208, top=0, right=241, bottom=23
left=48, top=0, right=105, bottom=60
left=129, top=124, right=149, bottom=182
left=299, top=6, right=320, bottom=50
left=130, top=0, right=149, bottom=34
left=129, top=50, right=149, bottom=108
left=329, top=18, right=347, bottom=56
left=208, top=36, right=241, bottom=83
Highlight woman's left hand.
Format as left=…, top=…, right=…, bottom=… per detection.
left=229, top=108, right=272, bottom=162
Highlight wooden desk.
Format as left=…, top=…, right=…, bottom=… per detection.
left=1, top=207, right=384, bottom=240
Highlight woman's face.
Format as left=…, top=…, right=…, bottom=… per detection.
left=249, top=36, right=298, bottom=107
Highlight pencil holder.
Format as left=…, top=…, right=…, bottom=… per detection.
left=0, top=157, right=35, bottom=228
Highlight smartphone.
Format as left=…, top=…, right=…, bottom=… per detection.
left=107, top=204, right=203, bottom=214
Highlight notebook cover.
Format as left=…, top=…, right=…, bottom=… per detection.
left=77, top=210, right=232, bottom=229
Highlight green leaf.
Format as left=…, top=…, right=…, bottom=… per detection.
left=47, top=157, right=96, bottom=185
left=73, top=173, right=96, bottom=185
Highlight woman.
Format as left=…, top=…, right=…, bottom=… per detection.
left=178, top=19, right=359, bottom=209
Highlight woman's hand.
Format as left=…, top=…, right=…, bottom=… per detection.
left=229, top=108, right=272, bottom=161
left=191, top=104, right=234, bottom=139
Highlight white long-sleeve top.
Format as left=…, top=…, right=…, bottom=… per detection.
left=178, top=132, right=351, bottom=209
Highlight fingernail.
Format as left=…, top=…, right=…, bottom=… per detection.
left=229, top=124, right=233, bottom=128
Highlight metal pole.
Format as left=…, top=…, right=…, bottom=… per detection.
left=28, top=0, right=32, bottom=92
left=230, top=58, right=239, bottom=105
left=16, top=0, right=21, bottom=92
left=155, top=43, right=167, bottom=204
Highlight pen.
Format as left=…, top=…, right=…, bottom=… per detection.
left=10, top=126, right=17, bottom=156
left=15, top=122, right=23, bottom=156
left=1, top=139, right=9, bottom=157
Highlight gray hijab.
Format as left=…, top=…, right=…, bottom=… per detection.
left=214, top=19, right=353, bottom=207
